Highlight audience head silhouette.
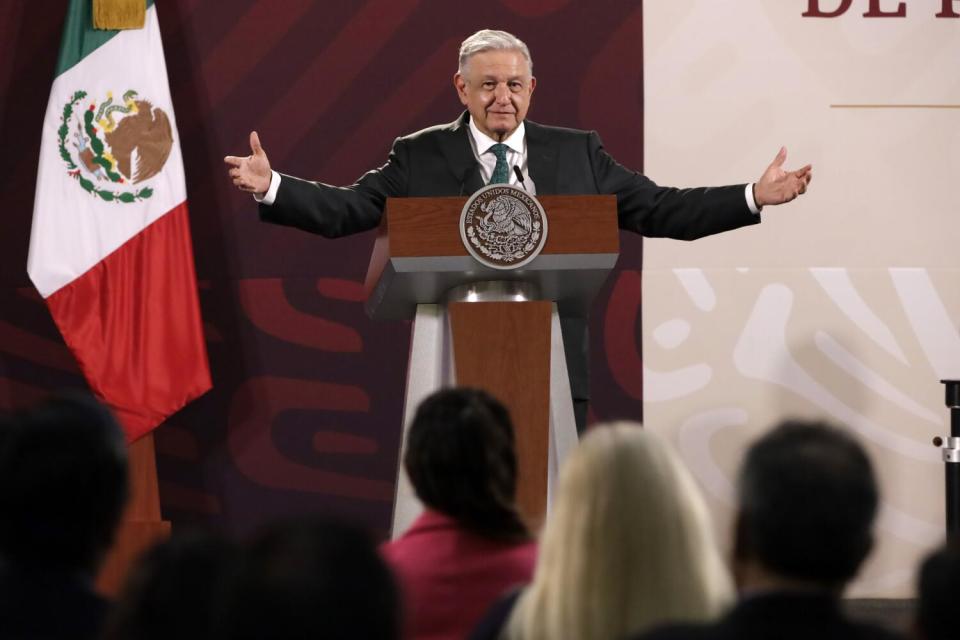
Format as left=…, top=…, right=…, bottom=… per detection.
left=405, top=387, right=527, bottom=540
left=734, top=419, right=878, bottom=590
left=103, top=530, right=240, bottom=640
left=915, top=540, right=960, bottom=640
left=219, top=519, right=400, bottom=640
left=0, top=391, right=128, bottom=573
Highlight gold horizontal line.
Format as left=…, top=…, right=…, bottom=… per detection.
left=830, top=104, right=960, bottom=109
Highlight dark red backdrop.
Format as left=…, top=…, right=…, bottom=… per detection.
left=0, top=0, right=647, bottom=537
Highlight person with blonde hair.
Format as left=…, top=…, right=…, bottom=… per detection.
left=472, top=422, right=732, bottom=640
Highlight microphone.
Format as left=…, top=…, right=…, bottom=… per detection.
left=513, top=165, right=527, bottom=191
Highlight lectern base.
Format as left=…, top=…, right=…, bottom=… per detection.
left=390, top=302, right=579, bottom=539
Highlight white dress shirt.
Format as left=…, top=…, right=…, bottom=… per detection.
left=467, top=118, right=536, bottom=194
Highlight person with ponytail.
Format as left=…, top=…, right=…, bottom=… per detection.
left=382, top=387, right=536, bottom=640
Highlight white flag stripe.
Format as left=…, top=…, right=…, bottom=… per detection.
left=28, top=4, right=186, bottom=299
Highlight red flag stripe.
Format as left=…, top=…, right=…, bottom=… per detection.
left=45, top=203, right=211, bottom=441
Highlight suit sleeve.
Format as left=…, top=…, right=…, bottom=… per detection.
left=257, top=137, right=410, bottom=238
left=587, top=131, right=760, bottom=240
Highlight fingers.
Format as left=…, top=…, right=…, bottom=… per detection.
left=771, top=146, right=787, bottom=168
left=782, top=164, right=812, bottom=197
left=770, top=175, right=807, bottom=203
left=226, top=137, right=267, bottom=193
left=794, top=172, right=810, bottom=196
left=232, top=176, right=256, bottom=192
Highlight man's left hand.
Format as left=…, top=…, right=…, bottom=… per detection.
left=754, top=147, right=812, bottom=208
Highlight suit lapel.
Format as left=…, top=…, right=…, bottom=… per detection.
left=440, top=112, right=483, bottom=195
left=525, top=120, right=558, bottom=195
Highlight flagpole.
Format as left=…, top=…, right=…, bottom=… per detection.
left=95, top=433, right=171, bottom=596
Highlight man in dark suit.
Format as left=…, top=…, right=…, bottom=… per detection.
left=225, top=29, right=812, bottom=431
left=634, top=420, right=904, bottom=640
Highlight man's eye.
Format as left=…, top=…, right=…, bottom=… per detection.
left=509, top=82, right=523, bottom=91
left=482, top=82, right=495, bottom=89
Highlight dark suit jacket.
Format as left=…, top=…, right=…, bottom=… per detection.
left=260, top=112, right=760, bottom=399
left=634, top=591, right=905, bottom=640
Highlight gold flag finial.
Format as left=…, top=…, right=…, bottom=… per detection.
left=92, top=0, right=146, bottom=30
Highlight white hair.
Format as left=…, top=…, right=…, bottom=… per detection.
left=458, top=29, right=533, bottom=74
left=505, top=423, right=734, bottom=640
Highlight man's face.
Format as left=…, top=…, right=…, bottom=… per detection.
left=454, top=49, right=536, bottom=141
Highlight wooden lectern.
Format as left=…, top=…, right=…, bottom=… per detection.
left=365, top=195, right=619, bottom=536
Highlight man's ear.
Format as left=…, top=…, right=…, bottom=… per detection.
left=453, top=73, right=468, bottom=105
left=529, top=76, right=536, bottom=95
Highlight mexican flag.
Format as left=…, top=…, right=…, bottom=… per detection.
left=27, top=0, right=211, bottom=441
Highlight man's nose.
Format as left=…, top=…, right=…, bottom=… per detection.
left=494, top=84, right=511, bottom=103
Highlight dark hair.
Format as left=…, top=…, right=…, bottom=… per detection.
left=735, top=419, right=878, bottom=588
left=916, top=540, right=960, bottom=640
left=0, top=392, right=128, bottom=572
left=102, top=531, right=240, bottom=640
left=404, top=387, right=528, bottom=541
left=218, top=519, right=400, bottom=640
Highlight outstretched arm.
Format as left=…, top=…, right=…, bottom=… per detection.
left=224, top=131, right=272, bottom=195
left=753, top=147, right=812, bottom=208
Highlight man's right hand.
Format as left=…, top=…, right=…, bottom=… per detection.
left=224, top=131, right=272, bottom=196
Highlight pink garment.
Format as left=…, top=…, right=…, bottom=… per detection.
left=382, top=509, right=537, bottom=640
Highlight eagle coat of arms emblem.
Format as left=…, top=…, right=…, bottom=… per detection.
left=57, top=89, right=173, bottom=204
left=460, top=184, right=548, bottom=270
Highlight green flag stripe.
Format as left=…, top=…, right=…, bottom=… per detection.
left=55, top=0, right=156, bottom=77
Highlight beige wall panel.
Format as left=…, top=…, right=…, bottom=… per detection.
left=643, top=1, right=960, bottom=597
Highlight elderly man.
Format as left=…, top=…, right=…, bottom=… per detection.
left=225, top=29, right=811, bottom=431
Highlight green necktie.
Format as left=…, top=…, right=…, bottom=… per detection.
left=488, top=143, right=510, bottom=184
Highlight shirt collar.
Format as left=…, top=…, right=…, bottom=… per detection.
left=469, top=117, right=526, bottom=156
